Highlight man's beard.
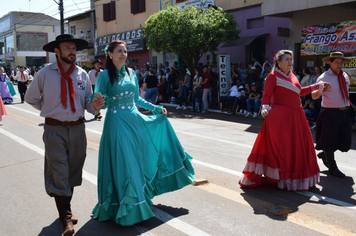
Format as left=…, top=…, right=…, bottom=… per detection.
left=60, top=51, right=76, bottom=64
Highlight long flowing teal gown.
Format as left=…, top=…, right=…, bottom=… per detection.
left=91, top=67, right=195, bottom=226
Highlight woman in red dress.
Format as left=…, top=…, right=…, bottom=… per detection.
left=239, top=50, right=330, bottom=191
left=0, top=95, right=7, bottom=121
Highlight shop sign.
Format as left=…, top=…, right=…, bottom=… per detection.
left=301, top=20, right=356, bottom=56
left=94, top=28, right=144, bottom=56
left=76, top=53, right=89, bottom=62
left=344, top=57, right=356, bottom=94
left=178, top=0, right=215, bottom=10
left=5, top=52, right=14, bottom=61
left=160, top=0, right=173, bottom=10
left=218, top=54, right=230, bottom=97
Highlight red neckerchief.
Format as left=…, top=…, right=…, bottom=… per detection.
left=57, top=61, right=76, bottom=113
left=330, top=68, right=354, bottom=108
left=95, top=69, right=100, bottom=77
left=21, top=71, right=25, bottom=81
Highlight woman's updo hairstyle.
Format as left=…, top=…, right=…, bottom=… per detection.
left=272, top=49, right=293, bottom=71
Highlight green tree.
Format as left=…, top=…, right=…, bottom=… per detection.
left=144, top=6, right=239, bottom=74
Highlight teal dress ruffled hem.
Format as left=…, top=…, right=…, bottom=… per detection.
left=91, top=67, right=194, bottom=226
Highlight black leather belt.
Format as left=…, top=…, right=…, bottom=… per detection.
left=45, top=117, right=85, bottom=127
left=323, top=106, right=349, bottom=111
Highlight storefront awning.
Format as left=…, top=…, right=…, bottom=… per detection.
left=222, top=34, right=269, bottom=47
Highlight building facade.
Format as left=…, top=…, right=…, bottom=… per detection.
left=65, top=9, right=96, bottom=69
left=261, top=0, right=356, bottom=69
left=203, top=2, right=289, bottom=66
left=94, top=0, right=289, bottom=70
left=0, top=12, right=60, bottom=68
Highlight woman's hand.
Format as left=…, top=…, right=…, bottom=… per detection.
left=161, top=108, right=167, bottom=115
left=322, top=82, right=331, bottom=92
left=92, top=96, right=106, bottom=110
left=261, top=105, right=271, bottom=118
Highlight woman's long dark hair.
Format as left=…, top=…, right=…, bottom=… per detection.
left=106, top=40, right=131, bottom=85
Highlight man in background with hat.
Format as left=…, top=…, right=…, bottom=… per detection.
left=25, top=34, right=105, bottom=236
left=13, top=66, right=30, bottom=103
left=88, top=59, right=103, bottom=120
left=312, top=51, right=353, bottom=178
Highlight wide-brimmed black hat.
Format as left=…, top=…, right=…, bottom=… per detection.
left=43, top=34, right=88, bottom=52
left=92, top=59, right=103, bottom=65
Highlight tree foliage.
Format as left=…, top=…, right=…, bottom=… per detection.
left=144, top=6, right=239, bottom=72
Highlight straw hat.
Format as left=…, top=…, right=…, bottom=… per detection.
left=322, top=51, right=351, bottom=64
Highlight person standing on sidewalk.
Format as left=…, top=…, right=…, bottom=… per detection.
left=25, top=34, right=105, bottom=236
left=88, top=59, right=103, bottom=120
left=312, top=51, right=353, bottom=178
left=176, top=68, right=191, bottom=110
left=201, top=65, right=210, bottom=113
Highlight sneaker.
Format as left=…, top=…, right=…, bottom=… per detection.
left=243, top=110, right=247, bottom=115
left=201, top=110, right=208, bottom=113
left=182, top=106, right=187, bottom=110
left=238, top=110, right=243, bottom=115
left=253, top=112, right=258, bottom=118
left=176, top=105, right=182, bottom=109
left=245, top=112, right=251, bottom=117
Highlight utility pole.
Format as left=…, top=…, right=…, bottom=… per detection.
left=59, top=0, right=64, bottom=34
left=54, top=0, right=64, bottom=34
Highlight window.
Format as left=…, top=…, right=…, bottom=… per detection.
left=0, top=36, right=4, bottom=55
left=5, top=34, right=14, bottom=53
left=131, top=0, right=146, bottom=14
left=103, top=1, right=116, bottom=22
left=127, top=58, right=138, bottom=65
left=16, top=34, right=46, bottom=51
left=151, top=56, right=157, bottom=68
left=70, top=25, right=76, bottom=35
left=247, top=17, right=264, bottom=29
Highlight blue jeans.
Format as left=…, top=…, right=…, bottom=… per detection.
left=145, top=87, right=158, bottom=105
left=192, top=87, right=202, bottom=111
left=246, top=99, right=261, bottom=113
left=179, top=85, right=189, bottom=106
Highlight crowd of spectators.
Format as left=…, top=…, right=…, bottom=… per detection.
left=1, top=58, right=329, bottom=124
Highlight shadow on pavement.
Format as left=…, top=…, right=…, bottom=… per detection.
left=240, top=174, right=355, bottom=222
left=62, top=204, right=189, bottom=236
left=38, top=218, right=63, bottom=236
left=240, top=185, right=313, bottom=221
left=312, top=172, right=355, bottom=205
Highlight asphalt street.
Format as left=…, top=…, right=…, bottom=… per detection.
left=1, top=96, right=356, bottom=236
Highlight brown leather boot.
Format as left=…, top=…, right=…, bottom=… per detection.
left=61, top=211, right=75, bottom=236
left=324, top=151, right=345, bottom=178
left=54, top=195, right=75, bottom=236
left=71, top=215, right=78, bottom=225
left=68, top=190, right=78, bottom=225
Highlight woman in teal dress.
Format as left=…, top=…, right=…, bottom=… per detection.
left=91, top=40, right=195, bottom=226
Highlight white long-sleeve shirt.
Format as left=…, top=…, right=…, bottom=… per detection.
left=25, top=62, right=98, bottom=121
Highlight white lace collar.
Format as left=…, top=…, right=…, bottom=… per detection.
left=274, top=67, right=291, bottom=79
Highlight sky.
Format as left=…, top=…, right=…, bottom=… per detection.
left=0, top=0, right=91, bottom=20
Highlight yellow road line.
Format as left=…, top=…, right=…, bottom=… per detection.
left=197, top=183, right=356, bottom=236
